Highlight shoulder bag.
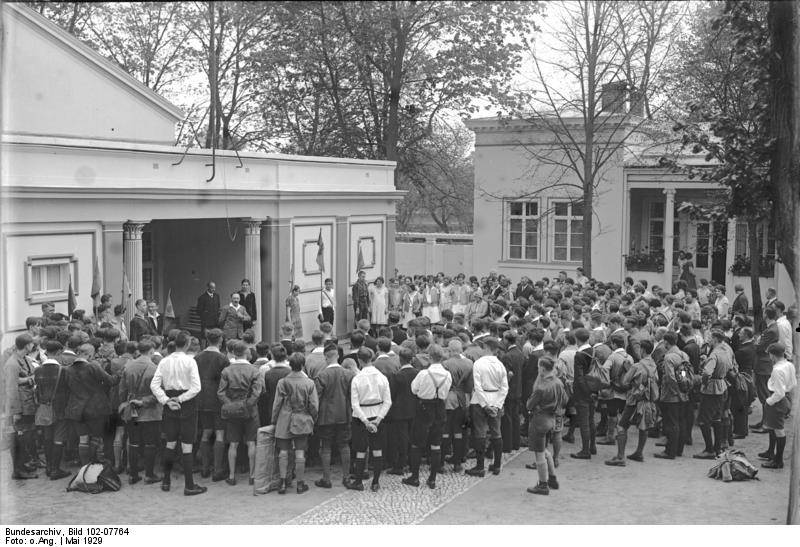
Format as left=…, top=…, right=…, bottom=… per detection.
left=35, top=366, right=62, bottom=427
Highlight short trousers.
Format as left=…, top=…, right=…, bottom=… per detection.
left=316, top=423, right=351, bottom=446
left=225, top=417, right=259, bottom=443
left=71, top=417, right=106, bottom=437
left=618, top=405, right=640, bottom=430
left=604, top=399, right=626, bottom=416
left=528, top=412, right=555, bottom=452
left=470, top=404, right=502, bottom=440
left=126, top=420, right=161, bottom=446
left=41, top=419, right=69, bottom=443
left=12, top=415, right=35, bottom=434
left=351, top=419, right=387, bottom=454
left=763, top=397, right=792, bottom=430
left=198, top=410, right=225, bottom=431
left=697, top=394, right=725, bottom=425
left=446, top=406, right=467, bottom=434
left=276, top=435, right=308, bottom=451
left=411, top=400, right=446, bottom=448
left=162, top=404, right=198, bottom=444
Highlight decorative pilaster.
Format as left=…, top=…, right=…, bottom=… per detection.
left=243, top=218, right=264, bottom=342
left=663, top=188, right=676, bottom=290
left=123, top=221, right=148, bottom=327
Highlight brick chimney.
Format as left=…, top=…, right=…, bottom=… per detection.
left=600, top=81, right=628, bottom=114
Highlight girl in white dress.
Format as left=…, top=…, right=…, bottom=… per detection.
left=368, top=276, right=389, bottom=330
left=421, top=277, right=441, bottom=324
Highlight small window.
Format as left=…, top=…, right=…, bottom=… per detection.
left=25, top=255, right=77, bottom=304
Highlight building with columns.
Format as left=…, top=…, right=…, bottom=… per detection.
left=465, top=96, right=795, bottom=305
left=0, top=3, right=401, bottom=342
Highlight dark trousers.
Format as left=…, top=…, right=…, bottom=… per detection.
left=501, top=397, right=521, bottom=451
left=680, top=401, right=695, bottom=445
left=321, top=307, right=334, bottom=325
left=661, top=402, right=684, bottom=457
left=574, top=398, right=596, bottom=453
left=732, top=404, right=749, bottom=437
left=387, top=419, right=411, bottom=470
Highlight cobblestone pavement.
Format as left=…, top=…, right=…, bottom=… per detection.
left=284, top=451, right=524, bottom=525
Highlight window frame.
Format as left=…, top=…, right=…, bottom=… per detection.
left=550, top=199, right=584, bottom=263
left=24, top=254, right=78, bottom=304
left=504, top=199, right=540, bottom=261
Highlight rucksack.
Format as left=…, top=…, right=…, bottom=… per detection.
left=729, top=370, right=757, bottom=410
left=67, top=462, right=121, bottom=494
left=707, top=449, right=759, bottom=482
left=675, top=359, right=695, bottom=394
left=586, top=348, right=611, bottom=392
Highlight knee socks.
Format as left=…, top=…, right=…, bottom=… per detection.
left=295, top=452, right=306, bottom=483
left=181, top=452, right=196, bottom=489
left=339, top=444, right=351, bottom=481
left=320, top=447, right=332, bottom=482
left=143, top=445, right=157, bottom=478
left=428, top=448, right=440, bottom=482
left=775, top=436, right=786, bottom=464
left=371, top=455, right=382, bottom=485
left=409, top=446, right=421, bottom=478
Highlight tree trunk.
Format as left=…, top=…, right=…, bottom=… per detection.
left=747, top=219, right=763, bottom=332
left=768, top=0, right=800, bottom=526
left=205, top=1, right=217, bottom=150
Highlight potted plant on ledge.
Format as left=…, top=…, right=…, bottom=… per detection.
left=624, top=247, right=665, bottom=272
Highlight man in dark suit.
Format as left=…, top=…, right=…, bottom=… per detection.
left=571, top=328, right=596, bottom=459
left=500, top=331, right=524, bottom=452
left=751, top=308, right=780, bottom=433
left=733, top=326, right=757, bottom=438
left=129, top=298, right=155, bottom=343
left=731, top=284, right=749, bottom=317
left=389, top=312, right=407, bottom=347
left=196, top=281, right=221, bottom=341
left=146, top=300, right=165, bottom=336
left=386, top=347, right=419, bottom=474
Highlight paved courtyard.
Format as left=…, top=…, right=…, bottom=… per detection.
left=1, top=407, right=792, bottom=526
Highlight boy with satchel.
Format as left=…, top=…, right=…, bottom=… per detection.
left=217, top=341, right=263, bottom=486
left=34, top=339, right=71, bottom=480
left=272, top=352, right=318, bottom=494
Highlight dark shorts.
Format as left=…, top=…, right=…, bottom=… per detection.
left=162, top=403, right=198, bottom=444
left=12, top=415, right=35, bottom=434
left=697, top=394, right=725, bottom=425
left=618, top=405, right=640, bottom=430
left=763, top=397, right=792, bottom=431
left=351, top=419, right=387, bottom=454
left=277, top=435, right=308, bottom=451
left=225, top=417, right=259, bottom=443
left=126, top=420, right=161, bottom=446
left=71, top=417, right=106, bottom=437
left=41, top=419, right=69, bottom=443
left=446, top=406, right=467, bottom=435
left=412, top=400, right=446, bottom=448
left=604, top=399, right=626, bottom=416
left=755, top=374, right=770, bottom=404
left=316, top=423, right=351, bottom=446
left=470, top=404, right=502, bottom=440
left=198, top=410, right=224, bottom=431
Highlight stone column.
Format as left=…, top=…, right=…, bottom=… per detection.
left=243, top=219, right=265, bottom=342
left=123, top=221, right=149, bottom=327
left=663, top=188, right=676, bottom=290
left=385, top=215, right=397, bottom=281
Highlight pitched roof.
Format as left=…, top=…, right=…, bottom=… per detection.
left=4, top=3, right=184, bottom=122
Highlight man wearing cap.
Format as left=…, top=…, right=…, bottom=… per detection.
left=313, top=342, right=356, bottom=488
left=403, top=344, right=452, bottom=488
left=466, top=337, right=508, bottom=477
left=758, top=343, right=797, bottom=469
left=731, top=285, right=749, bottom=317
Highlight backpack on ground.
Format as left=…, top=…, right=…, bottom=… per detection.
left=707, top=449, right=759, bottom=482
left=67, top=462, right=121, bottom=494
left=585, top=348, right=611, bottom=393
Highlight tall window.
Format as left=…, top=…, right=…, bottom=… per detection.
left=736, top=222, right=775, bottom=258
left=553, top=201, right=583, bottom=262
left=648, top=201, right=678, bottom=258
left=696, top=222, right=710, bottom=268
left=507, top=201, right=539, bottom=260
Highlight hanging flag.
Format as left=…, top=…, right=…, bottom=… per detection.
left=356, top=241, right=365, bottom=273
left=316, top=228, right=325, bottom=272
left=122, top=271, right=132, bottom=304
left=164, top=289, right=176, bottom=319
left=90, top=255, right=102, bottom=300
left=67, top=275, right=77, bottom=317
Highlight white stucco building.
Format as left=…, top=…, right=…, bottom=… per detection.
left=465, top=88, right=795, bottom=304
left=0, top=3, right=402, bottom=342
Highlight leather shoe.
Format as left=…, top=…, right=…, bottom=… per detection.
left=761, top=460, right=783, bottom=469
left=370, top=482, right=380, bottom=492
left=653, top=452, right=675, bottom=460
left=161, top=482, right=170, bottom=492
left=12, top=470, right=38, bottom=480
left=465, top=466, right=485, bottom=477
left=144, top=475, right=161, bottom=484
left=212, top=472, right=227, bottom=482
left=604, top=458, right=626, bottom=467
left=757, top=451, right=774, bottom=460
left=627, top=453, right=644, bottom=462
left=749, top=422, right=763, bottom=430
left=733, top=434, right=746, bottom=440
left=297, top=481, right=309, bottom=494
left=402, top=476, right=420, bottom=487
left=596, top=439, right=616, bottom=445
left=225, top=477, right=236, bottom=486
left=49, top=468, right=71, bottom=480
left=128, top=475, right=142, bottom=485
left=693, top=451, right=716, bottom=460
left=184, top=485, right=207, bottom=496
left=561, top=434, right=575, bottom=443
left=452, top=464, right=463, bottom=473
left=314, top=478, right=332, bottom=488
left=570, top=452, right=591, bottom=460
left=200, top=470, right=211, bottom=479
left=751, top=428, right=769, bottom=434
left=525, top=462, right=537, bottom=470
left=426, top=478, right=436, bottom=489
left=589, top=446, right=597, bottom=455
left=344, top=479, right=364, bottom=491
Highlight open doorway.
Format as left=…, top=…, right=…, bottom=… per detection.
left=711, top=221, right=728, bottom=284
